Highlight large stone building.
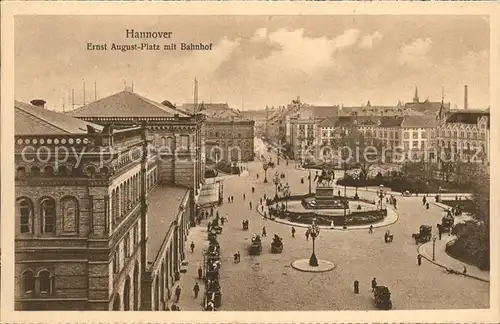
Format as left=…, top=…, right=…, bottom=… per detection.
left=15, top=94, right=199, bottom=311
left=69, top=89, right=206, bottom=194
left=204, top=117, right=255, bottom=163
left=436, top=109, right=490, bottom=165
left=180, top=103, right=254, bottom=163
left=316, top=114, right=438, bottom=163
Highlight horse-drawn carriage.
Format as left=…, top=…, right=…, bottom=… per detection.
left=402, top=190, right=412, bottom=197
left=210, top=218, right=223, bottom=234
left=441, top=215, right=454, bottom=233
left=242, top=220, right=249, bottom=230
left=204, top=280, right=222, bottom=309
left=268, top=161, right=275, bottom=168
left=412, top=225, right=432, bottom=244
left=249, top=234, right=263, bottom=255
left=374, top=286, right=392, bottom=310
left=271, top=234, right=283, bottom=253
left=384, top=230, right=394, bottom=243
left=207, top=230, right=217, bottom=241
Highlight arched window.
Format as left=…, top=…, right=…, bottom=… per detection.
left=31, top=166, right=41, bottom=176
left=40, top=198, right=56, bottom=234
left=18, top=198, right=33, bottom=234
left=16, top=166, right=26, bottom=178
left=38, top=270, right=53, bottom=295
left=61, top=197, right=78, bottom=234
left=86, top=165, right=96, bottom=178
left=166, top=137, right=173, bottom=150
left=22, top=270, right=35, bottom=295
left=161, top=137, right=167, bottom=147
left=44, top=165, right=54, bottom=176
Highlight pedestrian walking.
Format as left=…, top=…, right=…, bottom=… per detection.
left=417, top=254, right=422, bottom=266
left=249, top=201, right=252, bottom=209
left=426, top=202, right=429, bottom=209
left=231, top=196, right=234, bottom=203
left=216, top=210, right=219, bottom=218
left=257, top=174, right=259, bottom=179
left=260, top=197, right=263, bottom=205
left=252, top=186, right=255, bottom=194
left=305, top=229, right=310, bottom=241
left=369, top=224, right=373, bottom=234
left=193, top=282, right=200, bottom=298
left=422, top=196, right=427, bottom=206
left=175, top=286, right=181, bottom=303
left=228, top=197, right=231, bottom=203
left=190, top=241, right=195, bottom=253
left=210, top=207, right=214, bottom=217
left=262, top=226, right=267, bottom=237
left=221, top=217, right=225, bottom=225
left=291, top=226, right=296, bottom=238
left=243, top=193, right=246, bottom=200
left=264, top=193, right=267, bottom=200
left=198, top=266, right=203, bottom=279
left=371, top=278, right=377, bottom=292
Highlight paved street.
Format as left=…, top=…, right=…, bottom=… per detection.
left=175, top=138, right=489, bottom=311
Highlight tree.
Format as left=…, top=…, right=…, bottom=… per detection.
left=339, top=128, right=384, bottom=181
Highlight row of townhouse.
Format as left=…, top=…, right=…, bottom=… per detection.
left=314, top=109, right=490, bottom=165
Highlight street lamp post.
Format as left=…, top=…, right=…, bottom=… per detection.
left=308, top=218, right=320, bottom=267
left=308, top=169, right=312, bottom=194
left=343, top=161, right=347, bottom=225
left=432, top=235, right=437, bottom=261
left=378, top=185, right=385, bottom=210
left=263, top=163, right=268, bottom=183
left=273, top=172, right=280, bottom=201
left=284, top=185, right=290, bottom=211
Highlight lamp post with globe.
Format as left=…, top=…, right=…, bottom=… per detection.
left=308, top=218, right=320, bottom=267
left=262, top=162, right=268, bottom=183
left=378, top=184, right=386, bottom=210
left=284, top=184, right=291, bottom=212
left=273, top=172, right=280, bottom=201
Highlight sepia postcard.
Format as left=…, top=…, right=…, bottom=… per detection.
left=1, top=2, right=499, bottom=324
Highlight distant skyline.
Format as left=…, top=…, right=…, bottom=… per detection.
left=15, top=15, right=490, bottom=112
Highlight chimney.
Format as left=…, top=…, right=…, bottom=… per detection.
left=464, top=85, right=468, bottom=110
left=30, top=99, right=46, bottom=108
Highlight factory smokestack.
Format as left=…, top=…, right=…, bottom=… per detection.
left=464, top=85, right=468, bottom=110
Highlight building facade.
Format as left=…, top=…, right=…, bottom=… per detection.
left=68, top=89, right=205, bottom=199
left=15, top=98, right=195, bottom=311
left=436, top=110, right=490, bottom=165
left=204, top=118, right=255, bottom=163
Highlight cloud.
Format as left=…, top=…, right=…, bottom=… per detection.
left=359, top=31, right=383, bottom=49
left=398, top=37, right=433, bottom=67
left=246, top=28, right=361, bottom=73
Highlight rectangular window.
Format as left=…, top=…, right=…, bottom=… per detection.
left=421, top=131, right=427, bottom=139
left=460, top=131, right=464, bottom=138
left=473, top=132, right=478, bottom=139
left=404, top=132, right=409, bottom=139
left=180, top=135, right=189, bottom=150
left=412, top=132, right=418, bottom=139
left=481, top=132, right=485, bottom=140
left=404, top=141, right=409, bottom=150
left=412, top=141, right=418, bottom=148
left=453, top=131, right=457, bottom=138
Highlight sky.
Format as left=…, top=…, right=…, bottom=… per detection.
left=15, top=15, right=490, bottom=112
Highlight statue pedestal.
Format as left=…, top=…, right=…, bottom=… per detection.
left=315, top=187, right=334, bottom=200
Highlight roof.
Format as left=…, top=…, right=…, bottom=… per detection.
left=68, top=90, right=189, bottom=118
left=404, top=100, right=450, bottom=113
left=147, top=185, right=189, bottom=264
left=401, top=115, right=437, bottom=128
left=15, top=100, right=103, bottom=135
left=379, top=116, right=405, bottom=127
left=446, top=111, right=489, bottom=126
